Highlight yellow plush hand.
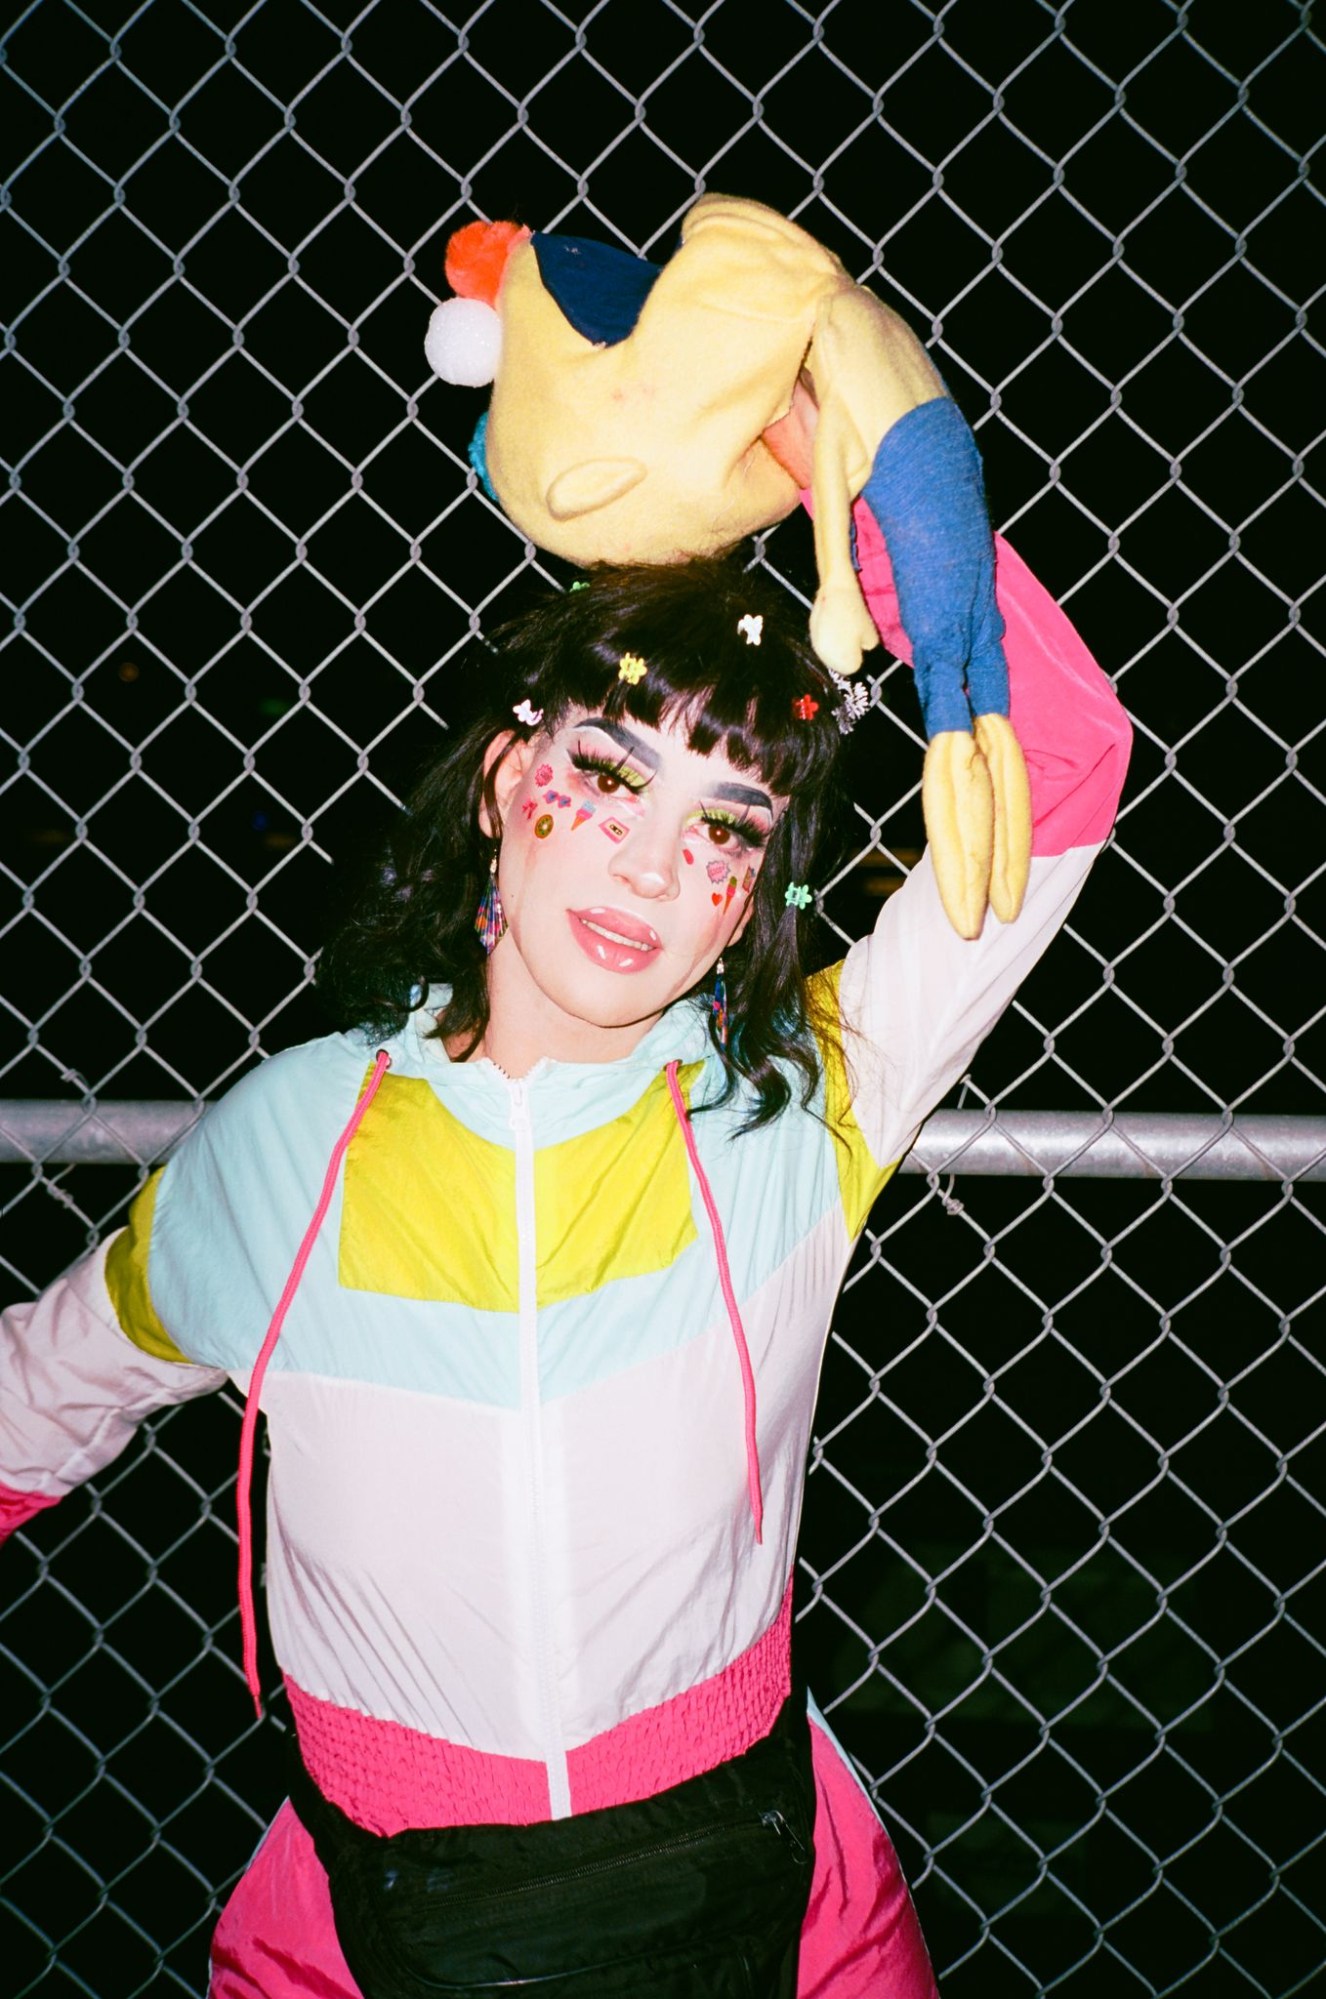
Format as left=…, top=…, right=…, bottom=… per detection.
left=921, top=732, right=997, bottom=941
left=808, top=584, right=881, bottom=680
left=974, top=713, right=1032, bottom=926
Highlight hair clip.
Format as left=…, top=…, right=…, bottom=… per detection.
left=792, top=695, right=819, bottom=721
left=737, top=613, right=763, bottom=646
left=512, top=699, right=543, bottom=726
left=569, top=580, right=590, bottom=592
left=618, top=651, right=647, bottom=685
left=784, top=882, right=813, bottom=910
left=831, top=676, right=870, bottom=734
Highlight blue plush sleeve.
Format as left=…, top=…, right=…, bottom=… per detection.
left=858, top=396, right=1009, bottom=735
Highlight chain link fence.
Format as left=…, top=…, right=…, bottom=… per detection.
left=2, top=0, right=1323, bottom=1991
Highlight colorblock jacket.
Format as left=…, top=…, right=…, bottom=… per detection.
left=1, top=534, right=1130, bottom=1847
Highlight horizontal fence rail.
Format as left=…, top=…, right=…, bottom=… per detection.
left=2, top=0, right=1322, bottom=1994
left=3, top=1099, right=1325, bottom=1181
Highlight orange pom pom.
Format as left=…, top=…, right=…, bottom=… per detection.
left=444, top=220, right=531, bottom=306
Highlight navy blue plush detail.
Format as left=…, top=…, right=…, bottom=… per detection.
left=860, top=397, right=1009, bottom=735
left=532, top=234, right=662, bottom=347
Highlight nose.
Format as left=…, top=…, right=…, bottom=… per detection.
left=610, top=815, right=681, bottom=901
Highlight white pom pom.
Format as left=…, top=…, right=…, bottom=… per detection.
left=424, top=298, right=502, bottom=387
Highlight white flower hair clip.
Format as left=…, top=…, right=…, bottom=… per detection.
left=830, top=675, right=870, bottom=734
left=512, top=699, right=543, bottom=727
left=737, top=613, right=763, bottom=646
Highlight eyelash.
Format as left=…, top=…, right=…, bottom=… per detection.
left=567, top=746, right=767, bottom=848
left=698, top=811, right=766, bottom=850
left=569, top=747, right=651, bottom=796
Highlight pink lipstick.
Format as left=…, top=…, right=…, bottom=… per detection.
left=568, top=907, right=662, bottom=974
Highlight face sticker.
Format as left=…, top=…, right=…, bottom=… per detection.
left=544, top=790, right=572, bottom=810
left=601, top=818, right=629, bottom=843
left=683, top=848, right=694, bottom=865
left=572, top=804, right=595, bottom=830
left=534, top=763, right=553, bottom=786
left=725, top=876, right=737, bottom=909
left=741, top=865, right=756, bottom=896
left=706, top=858, right=728, bottom=883
left=534, top=814, right=554, bottom=839
left=522, top=798, right=539, bottom=818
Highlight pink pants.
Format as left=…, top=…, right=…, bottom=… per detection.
left=210, top=1714, right=938, bottom=1997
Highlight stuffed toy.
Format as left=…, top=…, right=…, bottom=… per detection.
left=424, top=194, right=1032, bottom=940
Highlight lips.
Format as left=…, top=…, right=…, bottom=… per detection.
left=568, top=906, right=662, bottom=974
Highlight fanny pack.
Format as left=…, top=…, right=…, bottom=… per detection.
left=286, top=1694, right=816, bottom=1998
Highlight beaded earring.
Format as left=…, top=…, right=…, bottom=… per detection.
left=710, top=956, right=728, bottom=1050
left=474, top=851, right=507, bottom=955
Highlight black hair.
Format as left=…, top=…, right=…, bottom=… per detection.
left=317, top=557, right=850, bottom=1128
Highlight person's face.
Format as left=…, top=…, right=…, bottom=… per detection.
left=483, top=706, right=785, bottom=1063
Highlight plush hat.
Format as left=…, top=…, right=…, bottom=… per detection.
left=425, top=195, right=1031, bottom=939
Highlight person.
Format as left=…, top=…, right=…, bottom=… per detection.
left=0, top=548, right=1130, bottom=1995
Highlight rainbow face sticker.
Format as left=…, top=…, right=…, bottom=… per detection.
left=534, top=814, right=554, bottom=839
left=601, top=818, right=629, bottom=843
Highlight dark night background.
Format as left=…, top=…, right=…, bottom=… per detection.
left=1, top=1, right=1323, bottom=1992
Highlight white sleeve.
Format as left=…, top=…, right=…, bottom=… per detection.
left=0, top=1236, right=226, bottom=1516
left=837, top=840, right=1099, bottom=1173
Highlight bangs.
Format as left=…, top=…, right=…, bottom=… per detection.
left=512, top=559, right=842, bottom=797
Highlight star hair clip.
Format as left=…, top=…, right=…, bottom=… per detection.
left=512, top=699, right=543, bottom=726
left=617, top=651, right=647, bottom=685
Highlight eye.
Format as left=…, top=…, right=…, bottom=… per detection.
left=569, top=747, right=649, bottom=796
left=698, top=810, right=766, bottom=852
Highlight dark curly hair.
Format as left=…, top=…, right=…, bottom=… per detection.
left=318, top=557, right=851, bottom=1128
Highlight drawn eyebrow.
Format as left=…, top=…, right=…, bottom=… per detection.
left=709, top=782, right=774, bottom=812
left=575, top=718, right=773, bottom=811
left=575, top=716, right=661, bottom=772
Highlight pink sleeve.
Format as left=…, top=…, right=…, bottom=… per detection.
left=849, top=500, right=1132, bottom=856
left=0, top=1480, right=61, bottom=1547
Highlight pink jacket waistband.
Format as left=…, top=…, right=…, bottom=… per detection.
left=286, top=1581, right=794, bottom=1835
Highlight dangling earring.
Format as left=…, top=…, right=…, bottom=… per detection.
left=474, top=851, right=507, bottom=955
left=710, top=956, right=728, bottom=1050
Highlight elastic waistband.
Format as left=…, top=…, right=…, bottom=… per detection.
left=286, top=1581, right=794, bottom=1835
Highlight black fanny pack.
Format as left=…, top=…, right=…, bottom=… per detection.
left=286, top=1694, right=817, bottom=1998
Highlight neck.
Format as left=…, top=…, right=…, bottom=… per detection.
left=456, top=944, right=663, bottom=1078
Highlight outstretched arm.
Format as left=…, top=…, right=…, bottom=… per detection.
left=0, top=1194, right=226, bottom=1545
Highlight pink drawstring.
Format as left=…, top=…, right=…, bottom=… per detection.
left=665, top=1060, right=763, bottom=1543
left=237, top=1050, right=392, bottom=1715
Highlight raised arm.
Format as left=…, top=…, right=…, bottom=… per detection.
left=823, top=507, right=1132, bottom=1188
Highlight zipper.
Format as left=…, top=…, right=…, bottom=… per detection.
left=508, top=1078, right=571, bottom=1819
left=404, top=1810, right=803, bottom=1912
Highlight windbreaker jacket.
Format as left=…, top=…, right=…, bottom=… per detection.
left=1, top=533, right=1131, bottom=1847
